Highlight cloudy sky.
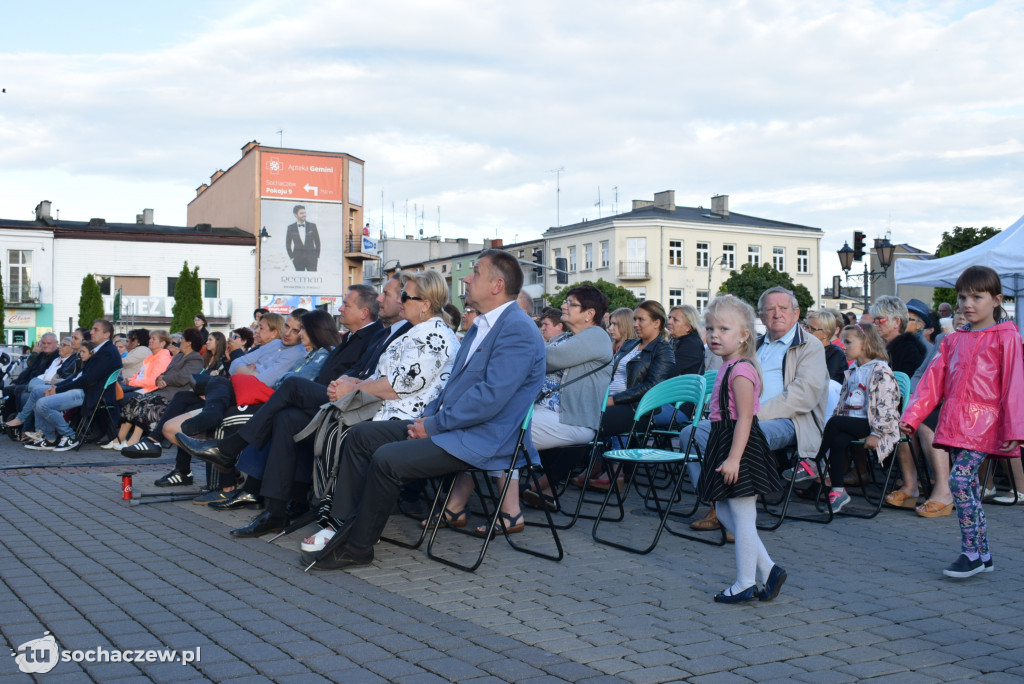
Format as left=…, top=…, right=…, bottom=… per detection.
left=2, top=0, right=1021, bottom=285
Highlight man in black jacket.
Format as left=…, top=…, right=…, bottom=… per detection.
left=176, top=276, right=413, bottom=536
left=25, top=320, right=121, bottom=451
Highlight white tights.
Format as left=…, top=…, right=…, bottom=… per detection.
left=715, top=496, right=775, bottom=594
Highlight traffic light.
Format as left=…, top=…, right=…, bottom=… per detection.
left=555, top=257, right=569, bottom=284
left=532, top=249, right=543, bottom=277
left=852, top=231, right=866, bottom=262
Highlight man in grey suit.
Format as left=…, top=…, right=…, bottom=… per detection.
left=285, top=205, right=321, bottom=271
left=303, top=249, right=546, bottom=570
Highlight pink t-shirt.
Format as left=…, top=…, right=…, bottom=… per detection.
left=710, top=357, right=762, bottom=421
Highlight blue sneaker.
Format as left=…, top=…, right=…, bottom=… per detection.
left=943, top=554, right=985, bottom=578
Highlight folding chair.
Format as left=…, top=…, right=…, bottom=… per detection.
left=591, top=374, right=710, bottom=554
left=74, top=368, right=122, bottom=451
left=426, top=404, right=564, bottom=572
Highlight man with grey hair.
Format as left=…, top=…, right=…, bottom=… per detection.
left=1, top=332, right=59, bottom=421
left=685, top=286, right=829, bottom=516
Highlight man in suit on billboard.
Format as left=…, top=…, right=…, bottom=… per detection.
left=285, top=205, right=321, bottom=272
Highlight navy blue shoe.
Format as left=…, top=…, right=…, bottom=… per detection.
left=714, top=586, right=757, bottom=604
left=943, top=554, right=985, bottom=578
left=759, top=565, right=787, bottom=601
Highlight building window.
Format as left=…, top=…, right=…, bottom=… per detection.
left=669, top=288, right=683, bottom=307
left=797, top=248, right=809, bottom=274
left=696, top=289, right=710, bottom=312
left=723, top=244, right=736, bottom=270
left=600, top=241, right=609, bottom=268
left=166, top=277, right=178, bottom=296
left=457, top=261, right=462, bottom=270
left=203, top=279, right=219, bottom=298
left=628, top=286, right=647, bottom=300
left=8, top=250, right=32, bottom=303
left=696, top=242, right=709, bottom=269
left=748, top=245, right=761, bottom=266
left=552, top=247, right=561, bottom=267
left=568, top=245, right=577, bottom=272
left=773, top=247, right=785, bottom=271
left=584, top=243, right=593, bottom=270
left=95, top=275, right=113, bottom=296
left=669, top=240, right=683, bottom=267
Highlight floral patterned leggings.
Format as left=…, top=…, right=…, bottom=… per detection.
left=949, top=449, right=989, bottom=558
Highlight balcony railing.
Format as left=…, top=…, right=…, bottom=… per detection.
left=618, top=261, right=650, bottom=280
left=7, top=283, right=42, bottom=307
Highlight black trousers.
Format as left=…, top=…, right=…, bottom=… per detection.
left=180, top=376, right=233, bottom=434
left=240, top=376, right=328, bottom=502
left=331, top=420, right=468, bottom=551
left=816, top=416, right=872, bottom=484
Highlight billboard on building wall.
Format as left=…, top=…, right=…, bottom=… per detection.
left=260, top=200, right=344, bottom=296
left=261, top=153, right=343, bottom=202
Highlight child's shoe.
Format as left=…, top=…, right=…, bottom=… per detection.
left=943, top=554, right=986, bottom=578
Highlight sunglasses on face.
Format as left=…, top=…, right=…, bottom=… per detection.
left=401, top=290, right=424, bottom=303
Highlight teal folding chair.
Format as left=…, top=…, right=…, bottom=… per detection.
left=74, top=368, right=122, bottom=450
left=591, top=375, right=710, bottom=554
left=426, top=404, right=564, bottom=572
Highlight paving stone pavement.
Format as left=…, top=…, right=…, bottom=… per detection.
left=1, top=440, right=1023, bottom=682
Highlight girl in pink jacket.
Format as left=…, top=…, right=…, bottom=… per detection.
left=901, top=266, right=1024, bottom=579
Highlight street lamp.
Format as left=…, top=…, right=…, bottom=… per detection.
left=837, top=236, right=896, bottom=312
left=707, top=254, right=730, bottom=298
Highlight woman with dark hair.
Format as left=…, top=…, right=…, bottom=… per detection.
left=202, top=332, right=228, bottom=376
left=109, top=328, right=204, bottom=450
left=588, top=299, right=675, bottom=491
left=227, top=327, right=254, bottom=366
left=193, top=314, right=210, bottom=344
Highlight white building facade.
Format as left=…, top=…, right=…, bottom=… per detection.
left=543, top=192, right=824, bottom=311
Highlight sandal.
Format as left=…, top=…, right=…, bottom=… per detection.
left=884, top=490, right=919, bottom=509
left=420, top=505, right=469, bottom=529
left=690, top=508, right=721, bottom=531
left=522, top=489, right=558, bottom=512
left=588, top=472, right=624, bottom=493
left=476, top=511, right=525, bottom=536
left=916, top=500, right=954, bottom=518
left=301, top=527, right=336, bottom=552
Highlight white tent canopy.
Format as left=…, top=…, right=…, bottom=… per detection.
left=895, top=214, right=1024, bottom=302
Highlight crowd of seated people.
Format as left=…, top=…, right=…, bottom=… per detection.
left=52, top=259, right=1011, bottom=577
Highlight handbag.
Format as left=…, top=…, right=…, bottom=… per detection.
left=293, top=389, right=385, bottom=444
left=535, top=360, right=611, bottom=403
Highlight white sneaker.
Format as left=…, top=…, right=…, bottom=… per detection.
left=993, top=491, right=1024, bottom=504
left=51, top=435, right=81, bottom=452
left=101, top=439, right=123, bottom=450
left=300, top=528, right=336, bottom=553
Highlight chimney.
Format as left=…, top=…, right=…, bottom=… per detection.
left=241, top=140, right=259, bottom=155
left=35, top=200, right=52, bottom=221
left=196, top=183, right=209, bottom=197
left=632, top=199, right=653, bottom=211
left=210, top=170, right=225, bottom=183
left=88, top=218, right=106, bottom=226
left=136, top=208, right=154, bottom=225
left=195, top=223, right=212, bottom=232
left=491, top=238, right=503, bottom=248
left=653, top=190, right=676, bottom=211
left=711, top=194, right=729, bottom=217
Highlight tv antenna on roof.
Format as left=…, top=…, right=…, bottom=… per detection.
left=276, top=129, right=283, bottom=146
left=548, top=166, right=564, bottom=227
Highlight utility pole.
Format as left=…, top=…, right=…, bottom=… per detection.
left=548, top=166, right=564, bottom=226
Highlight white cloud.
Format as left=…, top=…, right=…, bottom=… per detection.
left=1, top=0, right=1022, bottom=287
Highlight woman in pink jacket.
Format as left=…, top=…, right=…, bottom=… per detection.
left=901, top=266, right=1024, bottom=579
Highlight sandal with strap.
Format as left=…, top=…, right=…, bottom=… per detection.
left=916, top=500, right=954, bottom=517
left=476, top=511, right=525, bottom=537
left=420, top=505, right=469, bottom=529
left=884, top=490, right=919, bottom=509
left=522, top=489, right=558, bottom=512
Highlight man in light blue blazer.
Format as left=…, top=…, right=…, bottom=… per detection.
left=305, top=249, right=546, bottom=570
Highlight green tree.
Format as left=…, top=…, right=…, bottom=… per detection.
left=544, top=279, right=640, bottom=311
left=77, top=274, right=105, bottom=330
left=719, top=263, right=815, bottom=316
left=170, top=261, right=203, bottom=333
left=931, top=225, right=1000, bottom=309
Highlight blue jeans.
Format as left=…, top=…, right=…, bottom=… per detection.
left=680, top=417, right=796, bottom=483
left=17, top=382, right=50, bottom=428
left=34, top=389, right=85, bottom=439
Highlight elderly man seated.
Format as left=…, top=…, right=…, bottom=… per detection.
left=685, top=287, right=829, bottom=529
left=1, top=333, right=59, bottom=423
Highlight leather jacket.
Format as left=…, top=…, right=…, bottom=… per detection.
left=609, top=336, right=675, bottom=406
left=903, top=321, right=1024, bottom=457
